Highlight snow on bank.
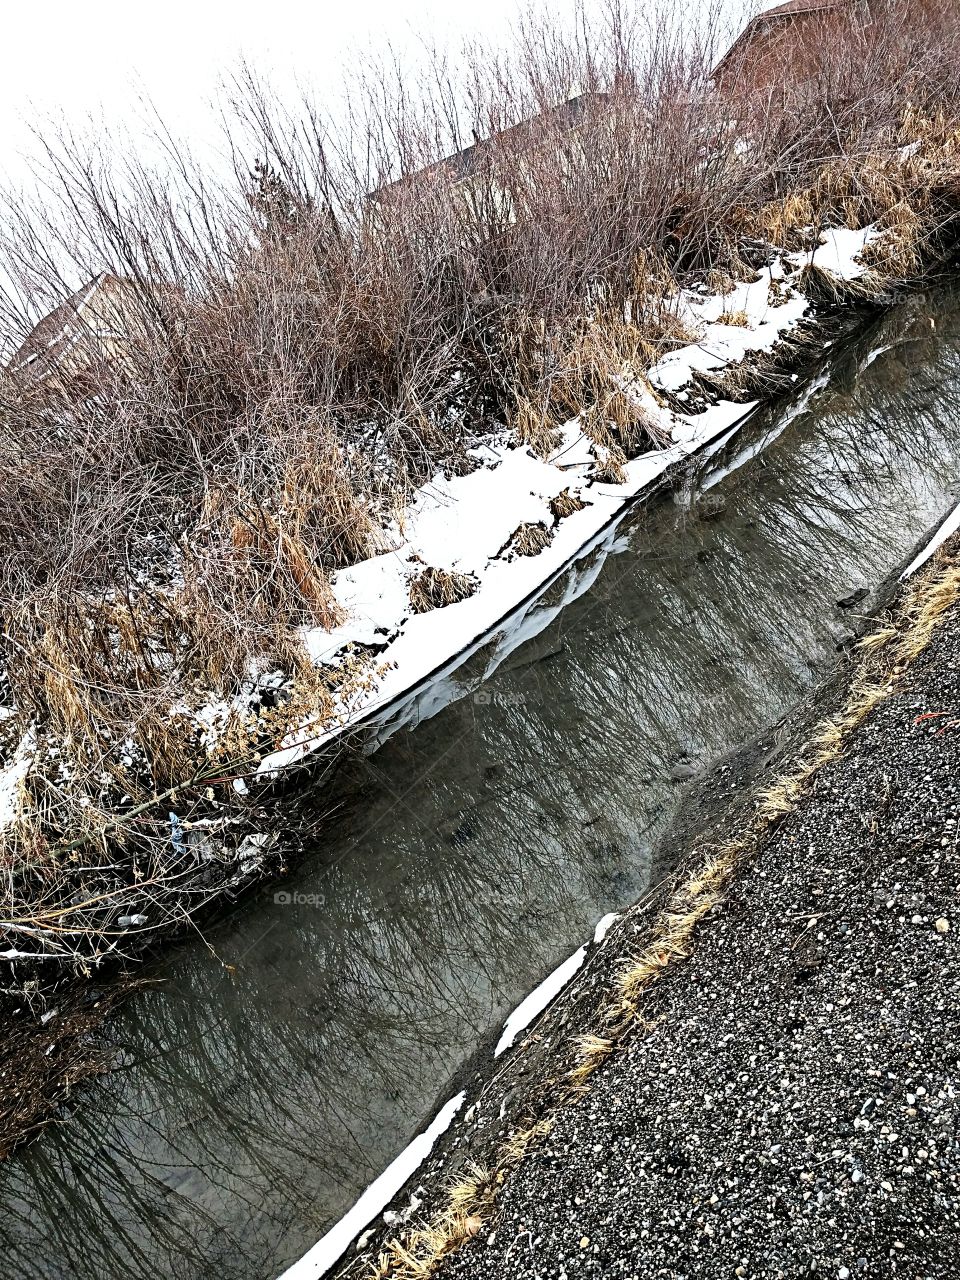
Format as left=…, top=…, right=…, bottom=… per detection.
left=495, top=944, right=588, bottom=1057
left=278, top=1091, right=466, bottom=1280
left=0, top=729, right=35, bottom=833
left=647, top=256, right=809, bottom=394
left=0, top=227, right=882, bottom=829
left=902, top=499, right=960, bottom=579
left=494, top=912, right=621, bottom=1058
left=249, top=225, right=881, bottom=780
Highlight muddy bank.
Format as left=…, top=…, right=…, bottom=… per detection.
left=339, top=541, right=960, bottom=1280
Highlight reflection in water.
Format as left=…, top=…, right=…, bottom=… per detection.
left=3, top=291, right=960, bottom=1280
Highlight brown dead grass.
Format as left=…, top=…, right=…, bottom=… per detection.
left=408, top=567, right=478, bottom=613
left=549, top=488, right=588, bottom=521
left=501, top=521, right=554, bottom=558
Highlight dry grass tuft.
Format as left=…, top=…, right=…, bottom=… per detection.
left=593, top=445, right=629, bottom=486
left=502, top=521, right=554, bottom=558
left=549, top=488, right=588, bottom=521
left=408, top=567, right=478, bottom=613
left=705, top=268, right=736, bottom=295
left=717, top=309, right=750, bottom=327
left=512, top=398, right=563, bottom=460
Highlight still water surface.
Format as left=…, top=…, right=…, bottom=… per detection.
left=4, top=289, right=960, bottom=1279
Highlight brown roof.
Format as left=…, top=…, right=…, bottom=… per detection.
left=763, top=0, right=846, bottom=13
left=6, top=274, right=110, bottom=376
left=712, top=0, right=856, bottom=79
left=371, top=92, right=609, bottom=202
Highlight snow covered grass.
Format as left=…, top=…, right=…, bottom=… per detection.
left=252, top=227, right=883, bottom=779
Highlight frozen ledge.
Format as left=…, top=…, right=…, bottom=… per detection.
left=278, top=1091, right=466, bottom=1280
left=249, top=227, right=882, bottom=780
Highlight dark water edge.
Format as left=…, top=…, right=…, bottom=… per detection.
left=4, top=284, right=960, bottom=1280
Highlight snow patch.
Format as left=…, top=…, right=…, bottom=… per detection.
left=593, top=912, right=619, bottom=944
left=495, top=945, right=587, bottom=1057
left=0, top=729, right=35, bottom=831
left=902, top=500, right=960, bottom=580
left=278, top=1091, right=466, bottom=1280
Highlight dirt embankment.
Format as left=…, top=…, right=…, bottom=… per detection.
left=347, top=540, right=960, bottom=1280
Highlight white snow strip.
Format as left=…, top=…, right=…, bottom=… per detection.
left=0, top=729, right=35, bottom=831
left=278, top=1091, right=466, bottom=1280
left=901, top=500, right=960, bottom=580
left=593, top=912, right=619, bottom=944
left=495, top=945, right=587, bottom=1057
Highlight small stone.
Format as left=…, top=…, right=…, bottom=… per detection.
left=881, top=1181, right=894, bottom=1193
left=839, top=1269, right=851, bottom=1279
left=580, top=1236, right=590, bottom=1249
left=851, top=1170, right=863, bottom=1184
left=935, top=917, right=950, bottom=934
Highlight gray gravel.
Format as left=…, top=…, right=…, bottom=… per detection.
left=439, top=603, right=960, bottom=1278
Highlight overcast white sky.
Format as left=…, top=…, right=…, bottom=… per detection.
left=0, top=1, right=553, bottom=186
left=0, top=0, right=778, bottom=330
left=0, top=0, right=778, bottom=191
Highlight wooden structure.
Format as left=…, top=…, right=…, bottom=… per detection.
left=5, top=272, right=140, bottom=385
left=712, top=0, right=869, bottom=93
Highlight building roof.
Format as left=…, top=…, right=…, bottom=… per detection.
left=5, top=272, right=137, bottom=382
left=371, top=92, right=608, bottom=202
left=6, top=273, right=110, bottom=378
left=712, top=0, right=855, bottom=80
left=763, top=0, right=846, bottom=14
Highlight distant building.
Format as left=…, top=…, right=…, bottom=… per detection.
left=369, top=92, right=609, bottom=233
left=5, top=272, right=140, bottom=385
left=712, top=0, right=870, bottom=93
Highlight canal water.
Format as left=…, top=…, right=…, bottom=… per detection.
left=3, top=286, right=960, bottom=1280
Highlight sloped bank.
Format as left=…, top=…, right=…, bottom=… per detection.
left=322, top=535, right=960, bottom=1280
left=0, top=222, right=948, bottom=993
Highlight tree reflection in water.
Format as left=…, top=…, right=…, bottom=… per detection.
left=3, top=291, right=960, bottom=1280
